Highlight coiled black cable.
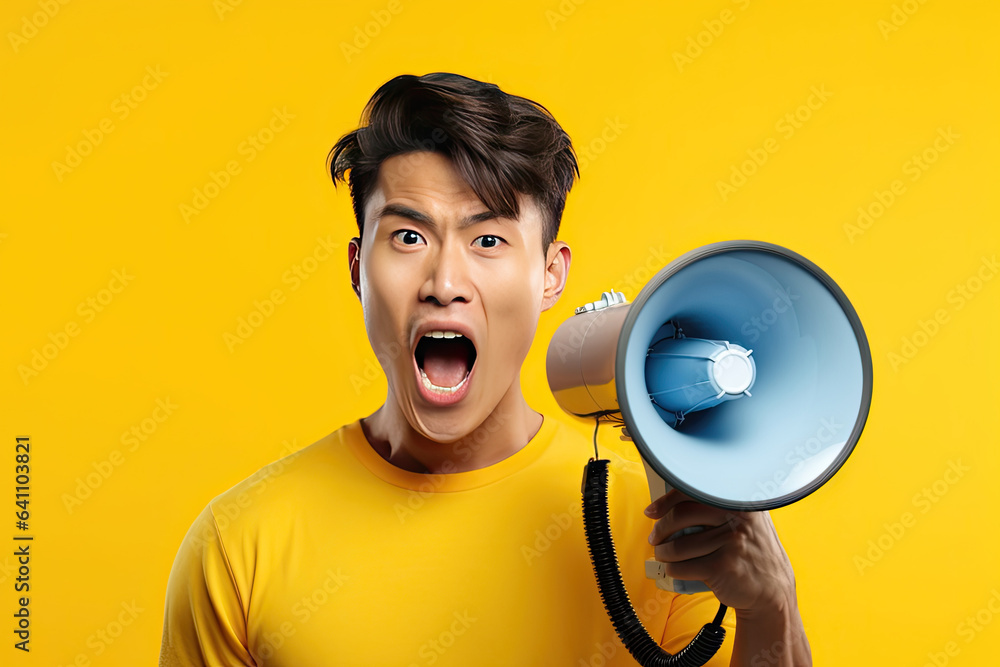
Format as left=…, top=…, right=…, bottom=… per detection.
left=582, top=458, right=727, bottom=666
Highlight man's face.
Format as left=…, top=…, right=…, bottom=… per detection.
left=350, top=151, right=567, bottom=442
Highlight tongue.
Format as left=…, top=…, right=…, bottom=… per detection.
left=422, top=339, right=470, bottom=388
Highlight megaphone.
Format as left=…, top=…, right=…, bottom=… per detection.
left=546, top=240, right=872, bottom=667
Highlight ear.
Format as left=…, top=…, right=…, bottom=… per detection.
left=348, top=237, right=361, bottom=300
left=541, top=241, right=571, bottom=312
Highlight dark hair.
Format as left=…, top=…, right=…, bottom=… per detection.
left=327, top=73, right=579, bottom=250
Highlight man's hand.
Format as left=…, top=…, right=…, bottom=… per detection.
left=643, top=489, right=813, bottom=665
left=618, top=426, right=812, bottom=663
left=644, top=490, right=794, bottom=613
left=620, top=424, right=799, bottom=614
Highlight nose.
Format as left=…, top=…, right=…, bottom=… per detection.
left=418, top=240, right=471, bottom=306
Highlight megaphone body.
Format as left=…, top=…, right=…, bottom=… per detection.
left=547, top=240, right=873, bottom=598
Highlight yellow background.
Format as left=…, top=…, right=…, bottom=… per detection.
left=2, top=0, right=998, bottom=664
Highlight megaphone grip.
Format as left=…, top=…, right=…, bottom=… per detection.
left=582, top=459, right=727, bottom=667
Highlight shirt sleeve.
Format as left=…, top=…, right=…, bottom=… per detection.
left=159, top=504, right=256, bottom=667
left=660, top=590, right=738, bottom=665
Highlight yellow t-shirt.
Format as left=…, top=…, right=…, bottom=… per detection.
left=159, top=415, right=736, bottom=666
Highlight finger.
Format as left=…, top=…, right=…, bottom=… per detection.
left=653, top=521, right=732, bottom=563
left=648, top=502, right=739, bottom=546
left=644, top=487, right=695, bottom=518
left=643, top=491, right=673, bottom=517
left=661, top=549, right=723, bottom=586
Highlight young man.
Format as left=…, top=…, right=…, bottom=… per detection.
left=160, top=73, right=811, bottom=666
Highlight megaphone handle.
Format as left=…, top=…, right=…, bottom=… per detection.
left=641, top=458, right=712, bottom=595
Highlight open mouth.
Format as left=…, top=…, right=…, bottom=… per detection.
left=414, top=331, right=478, bottom=395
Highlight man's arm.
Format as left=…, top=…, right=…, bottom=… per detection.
left=646, top=492, right=812, bottom=667
left=729, top=589, right=812, bottom=666
left=159, top=504, right=256, bottom=667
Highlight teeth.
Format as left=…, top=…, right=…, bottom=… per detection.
left=419, top=368, right=471, bottom=395
left=422, top=330, right=464, bottom=339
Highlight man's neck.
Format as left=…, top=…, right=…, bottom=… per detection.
left=360, top=384, right=544, bottom=474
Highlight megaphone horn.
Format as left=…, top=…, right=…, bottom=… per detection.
left=548, top=240, right=872, bottom=510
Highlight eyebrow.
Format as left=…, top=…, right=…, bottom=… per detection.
left=374, top=203, right=503, bottom=230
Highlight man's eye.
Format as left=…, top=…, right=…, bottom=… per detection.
left=474, top=235, right=504, bottom=249
left=393, top=230, right=425, bottom=245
